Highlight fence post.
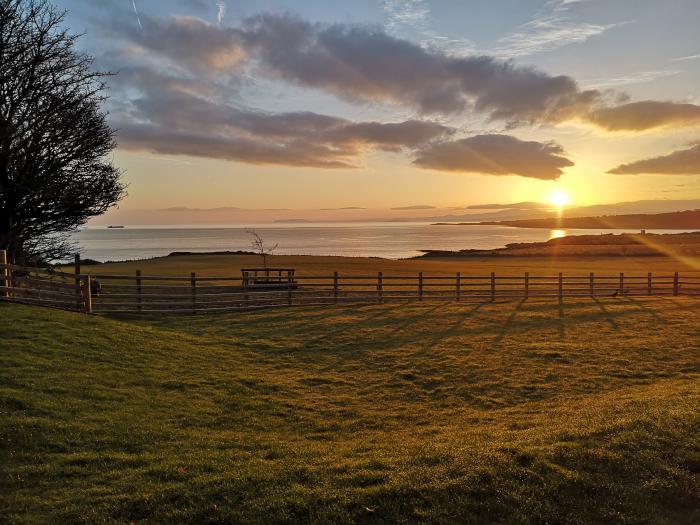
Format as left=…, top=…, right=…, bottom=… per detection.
left=0, top=249, right=8, bottom=297
left=287, top=270, right=293, bottom=306
left=136, top=270, right=142, bottom=312
left=333, top=272, right=338, bottom=304
left=377, top=272, right=383, bottom=303
left=243, top=271, right=249, bottom=309
left=456, top=272, right=461, bottom=302
left=85, top=275, right=93, bottom=314
left=524, top=272, right=529, bottom=299
left=190, top=272, right=197, bottom=314
left=673, top=272, right=679, bottom=296
left=589, top=272, right=594, bottom=297
left=74, top=254, right=82, bottom=311
left=418, top=272, right=423, bottom=301
left=490, top=272, right=495, bottom=302
left=619, top=272, right=624, bottom=296
left=558, top=272, right=563, bottom=301
left=647, top=272, right=652, bottom=296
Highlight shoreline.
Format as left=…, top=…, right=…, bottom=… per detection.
left=70, top=231, right=700, bottom=265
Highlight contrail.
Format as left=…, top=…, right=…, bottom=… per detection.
left=132, top=0, right=143, bottom=30
left=217, top=1, right=226, bottom=25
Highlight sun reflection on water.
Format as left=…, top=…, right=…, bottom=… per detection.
left=550, top=229, right=567, bottom=239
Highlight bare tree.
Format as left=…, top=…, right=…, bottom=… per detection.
left=245, top=228, right=277, bottom=270
left=0, top=0, right=125, bottom=264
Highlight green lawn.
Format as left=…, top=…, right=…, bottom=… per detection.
left=1, top=297, right=699, bottom=523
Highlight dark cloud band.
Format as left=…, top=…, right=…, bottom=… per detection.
left=413, top=135, right=574, bottom=180
left=608, top=142, right=700, bottom=174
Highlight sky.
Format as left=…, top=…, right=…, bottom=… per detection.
left=53, top=0, right=700, bottom=223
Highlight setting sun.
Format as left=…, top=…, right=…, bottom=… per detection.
left=549, top=189, right=572, bottom=208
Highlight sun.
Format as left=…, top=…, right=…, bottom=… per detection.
left=549, top=189, right=571, bottom=209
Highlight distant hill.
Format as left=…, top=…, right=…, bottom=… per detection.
left=479, top=209, right=700, bottom=230
left=419, top=231, right=700, bottom=258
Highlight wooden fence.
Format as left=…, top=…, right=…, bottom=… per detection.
left=1, top=251, right=699, bottom=315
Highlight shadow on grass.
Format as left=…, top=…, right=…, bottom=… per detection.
left=494, top=299, right=528, bottom=347
left=421, top=302, right=490, bottom=354
left=623, top=295, right=664, bottom=322
left=592, top=298, right=620, bottom=330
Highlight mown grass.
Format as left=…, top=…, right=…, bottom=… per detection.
left=76, top=252, right=700, bottom=279
left=1, top=296, right=700, bottom=523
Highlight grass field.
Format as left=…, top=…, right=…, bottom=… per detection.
left=2, top=290, right=699, bottom=523
left=76, top=252, right=700, bottom=278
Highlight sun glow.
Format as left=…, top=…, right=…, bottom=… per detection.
left=550, top=229, right=567, bottom=239
left=549, top=189, right=571, bottom=209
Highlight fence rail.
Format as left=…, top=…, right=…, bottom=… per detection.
left=1, top=251, right=698, bottom=314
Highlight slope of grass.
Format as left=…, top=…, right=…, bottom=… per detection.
left=1, top=297, right=699, bottom=523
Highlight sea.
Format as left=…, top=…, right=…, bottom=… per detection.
left=71, top=223, right=693, bottom=262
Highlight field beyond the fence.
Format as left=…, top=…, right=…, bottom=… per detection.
left=5, top=252, right=697, bottom=314
left=2, top=292, right=700, bottom=523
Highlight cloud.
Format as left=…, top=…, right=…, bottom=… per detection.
left=583, top=70, right=682, bottom=89
left=115, top=15, right=246, bottom=72
left=111, top=12, right=601, bottom=124
left=93, top=8, right=700, bottom=172
left=159, top=206, right=241, bottom=212
left=109, top=11, right=700, bottom=134
left=216, top=1, right=226, bottom=25
left=465, top=201, right=553, bottom=210
left=672, top=53, right=700, bottom=62
left=586, top=101, right=700, bottom=131
left=382, top=0, right=474, bottom=56
left=490, top=0, right=621, bottom=58
left=413, top=134, right=574, bottom=180
left=608, top=142, right=700, bottom=174
left=391, top=205, right=436, bottom=210
left=113, top=73, right=452, bottom=168
left=319, top=206, right=367, bottom=210
left=237, top=13, right=601, bottom=123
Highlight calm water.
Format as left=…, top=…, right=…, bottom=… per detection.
left=72, top=223, right=689, bottom=262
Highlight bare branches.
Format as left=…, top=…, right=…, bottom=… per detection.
left=0, top=0, right=125, bottom=264
left=245, top=228, right=277, bottom=270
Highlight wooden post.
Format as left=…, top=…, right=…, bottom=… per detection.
left=74, top=254, right=82, bottom=311
left=377, top=272, right=383, bottom=303
left=589, top=272, right=594, bottom=297
left=287, top=270, right=293, bottom=306
left=418, top=272, right=423, bottom=301
left=85, top=275, right=93, bottom=314
left=524, top=272, right=529, bottom=299
left=619, top=272, right=624, bottom=296
left=490, top=272, right=496, bottom=302
left=456, top=272, right=461, bottom=302
left=673, top=272, right=679, bottom=296
left=333, top=272, right=339, bottom=304
left=190, top=272, right=197, bottom=314
left=558, top=272, right=563, bottom=301
left=647, top=272, right=652, bottom=296
left=243, top=272, right=249, bottom=309
left=136, top=270, right=142, bottom=312
left=0, top=249, right=8, bottom=297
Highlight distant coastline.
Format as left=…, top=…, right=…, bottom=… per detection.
left=434, top=209, right=700, bottom=230
left=418, top=231, right=700, bottom=258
